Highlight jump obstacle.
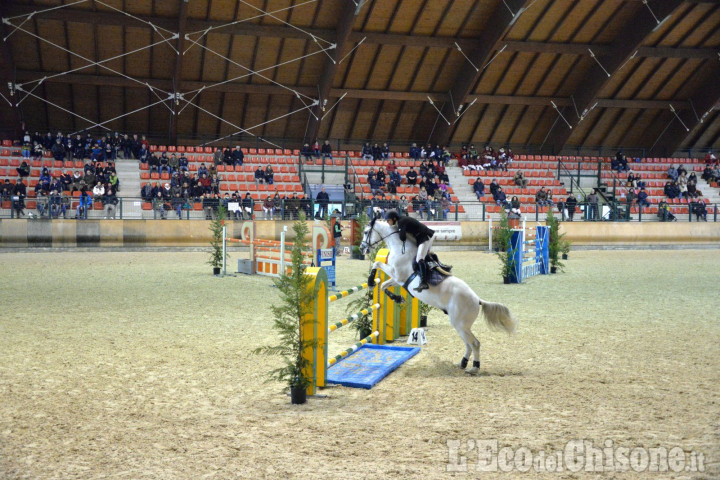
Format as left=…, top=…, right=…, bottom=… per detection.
left=224, top=221, right=333, bottom=283
left=488, top=218, right=549, bottom=284
left=302, top=248, right=422, bottom=395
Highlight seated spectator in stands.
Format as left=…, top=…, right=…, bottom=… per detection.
left=141, top=183, right=154, bottom=202
left=60, top=172, right=73, bottom=192
left=489, top=179, right=499, bottom=198
left=213, top=147, right=223, bottom=166
left=369, top=176, right=383, bottom=196
left=92, top=181, right=105, bottom=200
left=701, top=165, right=714, bottom=182
left=664, top=181, right=680, bottom=199
left=565, top=193, right=578, bottom=221
left=231, top=146, right=244, bottom=166
left=158, top=153, right=171, bottom=174
left=72, top=171, right=85, bottom=192
left=691, top=200, right=708, bottom=221
left=371, top=143, right=382, bottom=161
left=406, top=166, right=418, bottom=185
left=677, top=164, right=687, bottom=177
left=262, top=195, right=275, bottom=220
left=264, top=165, right=274, bottom=185
left=513, top=171, right=528, bottom=188
left=381, top=142, right=390, bottom=160
left=686, top=179, right=699, bottom=198
left=493, top=186, right=508, bottom=208
left=32, top=142, right=43, bottom=160
left=367, top=167, right=376, bottom=184
left=198, top=193, right=212, bottom=220
left=20, top=142, right=31, bottom=159
left=435, top=161, right=449, bottom=183
left=637, top=187, right=650, bottom=209
left=677, top=172, right=688, bottom=198
left=171, top=193, right=185, bottom=220
left=54, top=190, right=70, bottom=219
left=704, top=151, right=717, bottom=165
left=441, top=194, right=451, bottom=220
left=108, top=172, right=119, bottom=193
left=710, top=166, right=720, bottom=183
left=151, top=191, right=167, bottom=219
left=657, top=200, right=676, bottom=221
left=178, top=153, right=188, bottom=172
left=198, top=173, right=212, bottom=193
left=439, top=146, right=451, bottom=165
left=361, top=142, right=373, bottom=160
left=418, top=160, right=429, bottom=178
left=254, top=166, right=265, bottom=184
left=198, top=163, right=209, bottom=178
left=386, top=159, right=397, bottom=174
left=242, top=192, right=254, bottom=219
left=16, top=160, right=30, bottom=178
left=420, top=143, right=431, bottom=159
left=222, top=147, right=233, bottom=165
left=415, top=187, right=430, bottom=219
left=168, top=154, right=179, bottom=174
left=507, top=196, right=521, bottom=217
left=301, top=143, right=313, bottom=163
left=38, top=168, right=51, bottom=191
left=535, top=186, right=551, bottom=207
left=76, top=191, right=92, bottom=219
left=148, top=153, right=160, bottom=173
left=627, top=170, right=638, bottom=188
left=321, top=140, right=333, bottom=160
left=104, top=141, right=114, bottom=162
left=425, top=176, right=438, bottom=198
left=388, top=170, right=401, bottom=194
left=1, top=179, right=13, bottom=201
left=312, top=140, right=321, bottom=158
left=50, top=139, right=65, bottom=161
left=409, top=143, right=420, bottom=161
left=209, top=174, right=220, bottom=195
left=102, top=188, right=119, bottom=219
left=472, top=178, right=485, bottom=199
left=376, top=167, right=386, bottom=186
left=35, top=189, right=49, bottom=218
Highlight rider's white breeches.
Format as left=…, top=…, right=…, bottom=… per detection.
left=416, top=236, right=433, bottom=263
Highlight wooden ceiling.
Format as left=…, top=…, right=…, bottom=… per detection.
left=2, top=0, right=720, bottom=155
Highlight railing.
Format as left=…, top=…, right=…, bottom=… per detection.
left=1, top=195, right=717, bottom=222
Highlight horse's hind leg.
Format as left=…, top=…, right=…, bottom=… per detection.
left=451, top=312, right=481, bottom=375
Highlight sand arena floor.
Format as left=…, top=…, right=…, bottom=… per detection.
left=0, top=248, right=718, bottom=479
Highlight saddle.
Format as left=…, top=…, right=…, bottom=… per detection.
left=412, top=253, right=452, bottom=288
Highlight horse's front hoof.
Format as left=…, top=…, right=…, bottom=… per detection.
left=465, top=367, right=480, bottom=375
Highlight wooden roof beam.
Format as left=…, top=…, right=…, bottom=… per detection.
left=429, top=0, right=532, bottom=145
left=544, top=0, right=686, bottom=153
left=304, top=0, right=356, bottom=143
left=169, top=0, right=189, bottom=144
left=653, top=64, right=720, bottom=155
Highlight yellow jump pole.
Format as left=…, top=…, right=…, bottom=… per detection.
left=302, top=267, right=328, bottom=396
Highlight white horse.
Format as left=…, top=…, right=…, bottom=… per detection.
left=360, top=218, right=517, bottom=374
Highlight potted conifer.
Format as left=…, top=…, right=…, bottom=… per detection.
left=208, top=205, right=228, bottom=275
left=494, top=210, right=516, bottom=283
left=254, top=213, right=316, bottom=404
left=546, top=209, right=567, bottom=273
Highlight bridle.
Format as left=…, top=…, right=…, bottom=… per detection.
left=362, top=218, right=398, bottom=250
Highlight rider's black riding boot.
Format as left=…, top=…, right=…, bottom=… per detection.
left=436, top=258, right=453, bottom=271
left=415, top=259, right=429, bottom=292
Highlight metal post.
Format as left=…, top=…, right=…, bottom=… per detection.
left=482, top=202, right=486, bottom=222
left=488, top=216, right=493, bottom=252
left=280, top=231, right=286, bottom=276
left=222, top=225, right=227, bottom=276
left=119, top=197, right=123, bottom=219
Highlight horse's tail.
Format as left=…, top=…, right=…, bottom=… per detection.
left=479, top=299, right=517, bottom=334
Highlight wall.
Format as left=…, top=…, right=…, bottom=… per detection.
left=1, top=219, right=719, bottom=248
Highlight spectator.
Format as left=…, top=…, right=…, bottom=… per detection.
left=213, top=147, right=223, bottom=166
left=398, top=195, right=409, bottom=216
left=691, top=200, right=708, bottom=221
left=301, top=143, right=313, bottom=163
left=565, top=193, right=578, bottom=221
left=200, top=193, right=215, bottom=220
left=321, top=140, right=333, bottom=160
left=489, top=179, right=499, bottom=198
left=171, top=193, right=185, bottom=220
left=441, top=194, right=451, bottom=220
left=677, top=165, right=687, bottom=177
left=35, top=189, right=49, bottom=218
left=312, top=140, right=321, bottom=158
left=16, top=160, right=30, bottom=178
left=409, top=143, right=420, bottom=160
left=406, top=166, right=418, bottom=185
left=148, top=153, right=160, bottom=173
left=168, top=154, right=179, bottom=174
left=72, top=171, right=85, bottom=192
left=677, top=172, right=688, bottom=198
left=381, top=142, right=390, bottom=160
left=141, top=183, right=154, bottom=202
left=508, top=196, right=521, bottom=217
left=264, top=165, right=274, bottom=185
left=586, top=188, right=599, bottom=221
left=513, top=171, right=528, bottom=188
left=254, top=166, right=265, bottom=184
left=232, top=146, right=244, bottom=166
left=361, top=142, right=373, bottom=161
left=223, top=147, right=233, bottom=166
left=316, top=187, right=330, bottom=218
left=416, top=187, right=430, bottom=219
left=371, top=143, right=382, bottom=161
left=102, top=188, right=119, bottom=219
left=1, top=179, right=13, bottom=201
left=241, top=192, right=254, bottom=220
left=535, top=186, right=550, bottom=207
left=92, top=181, right=105, bottom=199
left=493, top=186, right=508, bottom=208
left=76, top=191, right=92, bottom=219
left=178, top=153, right=188, bottom=172
left=51, top=139, right=65, bottom=161
left=657, top=200, right=676, bottom=222
left=472, top=178, right=485, bottom=199
left=627, top=170, right=638, bottom=188
left=637, top=187, right=650, bottom=209
left=687, top=180, right=699, bottom=199
left=262, top=195, right=275, bottom=220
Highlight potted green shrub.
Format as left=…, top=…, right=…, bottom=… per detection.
left=347, top=242, right=383, bottom=338
left=208, top=205, right=228, bottom=275
left=254, top=213, right=316, bottom=404
left=494, top=210, right=516, bottom=283
left=351, top=212, right=370, bottom=260
left=418, top=301, right=433, bottom=328
left=546, top=209, right=566, bottom=273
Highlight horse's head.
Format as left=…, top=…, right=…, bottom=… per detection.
left=359, top=217, right=378, bottom=255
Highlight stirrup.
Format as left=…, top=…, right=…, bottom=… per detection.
left=414, top=281, right=429, bottom=292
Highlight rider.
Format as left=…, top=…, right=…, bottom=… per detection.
left=385, top=210, right=450, bottom=292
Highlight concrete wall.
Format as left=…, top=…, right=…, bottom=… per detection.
left=1, top=219, right=719, bottom=248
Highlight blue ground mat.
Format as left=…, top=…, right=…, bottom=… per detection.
left=326, top=344, right=421, bottom=389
